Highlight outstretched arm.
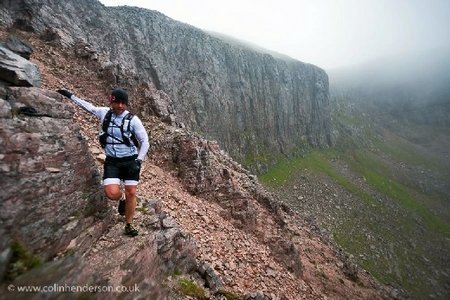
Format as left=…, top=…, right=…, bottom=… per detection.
left=57, top=89, right=107, bottom=119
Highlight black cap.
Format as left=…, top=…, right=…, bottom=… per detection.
left=110, top=88, right=128, bottom=104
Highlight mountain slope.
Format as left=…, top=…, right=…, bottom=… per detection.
left=0, top=27, right=392, bottom=299
left=260, top=85, right=450, bottom=298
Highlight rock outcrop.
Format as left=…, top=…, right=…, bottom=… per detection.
left=0, top=40, right=198, bottom=299
left=0, top=46, right=105, bottom=262
left=0, top=46, right=40, bottom=87
left=0, top=44, right=109, bottom=287
left=0, top=0, right=333, bottom=172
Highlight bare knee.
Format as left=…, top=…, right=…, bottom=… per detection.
left=125, top=186, right=137, bottom=199
left=104, top=185, right=121, bottom=200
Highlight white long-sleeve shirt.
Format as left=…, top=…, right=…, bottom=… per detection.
left=69, top=95, right=150, bottom=161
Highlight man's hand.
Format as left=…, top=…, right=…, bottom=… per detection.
left=57, top=89, right=73, bottom=99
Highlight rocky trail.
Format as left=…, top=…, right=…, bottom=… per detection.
left=81, top=162, right=315, bottom=299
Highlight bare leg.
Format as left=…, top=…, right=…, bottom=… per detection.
left=124, top=185, right=137, bottom=224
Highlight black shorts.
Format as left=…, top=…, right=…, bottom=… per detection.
left=103, top=155, right=141, bottom=186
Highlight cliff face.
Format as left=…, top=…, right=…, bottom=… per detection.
left=0, top=85, right=108, bottom=259
left=0, top=0, right=332, bottom=171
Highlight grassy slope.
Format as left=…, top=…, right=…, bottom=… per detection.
left=259, top=108, right=450, bottom=298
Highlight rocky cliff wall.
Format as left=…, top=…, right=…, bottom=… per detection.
left=0, top=82, right=113, bottom=292
left=0, top=0, right=333, bottom=172
left=0, top=47, right=109, bottom=267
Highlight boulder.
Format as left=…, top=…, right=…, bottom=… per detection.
left=0, top=46, right=40, bottom=87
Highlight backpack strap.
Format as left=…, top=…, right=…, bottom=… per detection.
left=99, top=111, right=139, bottom=148
left=121, top=113, right=134, bottom=136
left=102, top=110, right=112, bottom=133
left=100, top=110, right=123, bottom=147
left=121, top=113, right=139, bottom=147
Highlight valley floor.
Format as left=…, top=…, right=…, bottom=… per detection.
left=261, top=112, right=450, bottom=299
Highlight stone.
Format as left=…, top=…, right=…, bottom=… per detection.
left=196, top=262, right=224, bottom=292
left=0, top=98, right=11, bottom=118
left=1, top=35, right=33, bottom=60
left=0, top=46, right=40, bottom=87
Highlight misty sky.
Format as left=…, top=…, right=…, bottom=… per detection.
left=98, top=0, right=450, bottom=70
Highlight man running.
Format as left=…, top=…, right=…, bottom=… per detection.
left=57, top=88, right=150, bottom=237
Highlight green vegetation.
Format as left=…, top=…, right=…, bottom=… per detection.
left=5, top=241, right=42, bottom=281
left=259, top=150, right=378, bottom=206
left=217, top=289, right=242, bottom=300
left=178, top=277, right=206, bottom=299
left=241, top=140, right=282, bottom=172
left=168, top=273, right=240, bottom=300
left=243, top=150, right=271, bottom=169
left=258, top=106, right=450, bottom=298
left=332, top=217, right=401, bottom=286
left=348, top=150, right=450, bottom=236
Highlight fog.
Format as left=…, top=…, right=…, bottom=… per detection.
left=98, top=0, right=450, bottom=71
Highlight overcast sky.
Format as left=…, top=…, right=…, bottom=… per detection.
left=98, top=0, right=450, bottom=70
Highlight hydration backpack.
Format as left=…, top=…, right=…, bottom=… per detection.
left=99, top=110, right=139, bottom=148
